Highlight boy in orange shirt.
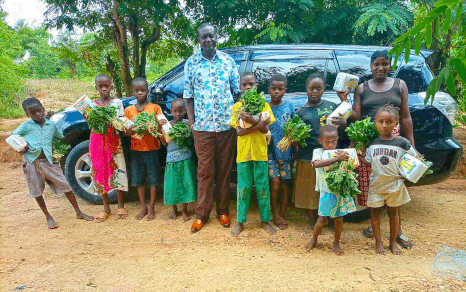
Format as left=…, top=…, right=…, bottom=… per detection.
left=125, top=77, right=166, bottom=220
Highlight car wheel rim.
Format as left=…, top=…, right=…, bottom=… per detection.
left=75, top=152, right=97, bottom=195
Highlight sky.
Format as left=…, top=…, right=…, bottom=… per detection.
left=3, top=0, right=48, bottom=27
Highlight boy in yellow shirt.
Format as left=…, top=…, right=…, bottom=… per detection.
left=230, top=72, right=277, bottom=236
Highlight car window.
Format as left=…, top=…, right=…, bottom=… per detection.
left=395, top=63, right=428, bottom=93
left=250, top=50, right=336, bottom=93
left=335, top=50, right=375, bottom=83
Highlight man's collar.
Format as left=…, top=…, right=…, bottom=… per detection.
left=197, top=48, right=219, bottom=61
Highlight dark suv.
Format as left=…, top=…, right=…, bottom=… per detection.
left=50, top=44, right=463, bottom=204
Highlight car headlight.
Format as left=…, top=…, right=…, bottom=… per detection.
left=418, top=92, right=457, bottom=125
left=49, top=112, right=65, bottom=123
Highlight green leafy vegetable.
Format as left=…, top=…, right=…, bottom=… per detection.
left=52, top=139, right=71, bottom=162
left=324, top=161, right=361, bottom=199
left=417, top=154, right=434, bottom=177
left=345, top=117, right=379, bottom=153
left=169, top=121, right=192, bottom=149
left=133, top=111, right=159, bottom=139
left=232, top=88, right=266, bottom=125
left=87, top=106, right=117, bottom=134
left=277, top=115, right=312, bottom=151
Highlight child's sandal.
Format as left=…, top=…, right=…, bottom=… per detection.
left=95, top=212, right=111, bottom=223
left=117, top=208, right=128, bottom=219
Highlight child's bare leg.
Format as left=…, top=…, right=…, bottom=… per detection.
left=261, top=221, right=277, bottom=234
left=101, top=193, right=111, bottom=214
left=231, top=223, right=244, bottom=237
left=35, top=196, right=57, bottom=229
left=269, top=177, right=283, bottom=227
left=306, top=216, right=326, bottom=251
left=370, top=207, right=385, bottom=255
left=169, top=205, right=178, bottom=219
left=387, top=206, right=402, bottom=255
left=278, top=180, right=290, bottom=230
left=64, top=191, right=94, bottom=220
left=135, top=186, right=148, bottom=220
left=308, top=209, right=318, bottom=228
left=117, top=190, right=127, bottom=219
left=181, top=203, right=190, bottom=222
left=333, top=217, right=344, bottom=255
left=146, top=186, right=156, bottom=220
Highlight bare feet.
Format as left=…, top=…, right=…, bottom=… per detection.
left=305, top=238, right=317, bottom=252
left=181, top=211, right=190, bottom=222
left=47, top=216, right=58, bottom=229
left=135, top=206, right=148, bottom=220
left=147, top=210, right=156, bottom=221
left=389, top=241, right=402, bottom=255
left=231, top=223, right=244, bottom=237
left=333, top=242, right=344, bottom=255
left=273, top=214, right=288, bottom=230
left=76, top=212, right=94, bottom=221
left=375, top=241, right=386, bottom=255
left=169, top=210, right=178, bottom=220
left=261, top=222, right=277, bottom=235
left=117, top=208, right=128, bottom=219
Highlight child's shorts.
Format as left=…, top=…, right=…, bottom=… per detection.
left=268, top=159, right=292, bottom=179
left=367, top=189, right=411, bottom=208
left=130, top=150, right=161, bottom=187
left=22, top=158, right=72, bottom=198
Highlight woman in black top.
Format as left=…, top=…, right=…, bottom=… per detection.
left=338, top=50, right=414, bottom=249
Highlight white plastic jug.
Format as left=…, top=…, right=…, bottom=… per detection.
left=398, top=153, right=428, bottom=183
left=239, top=111, right=269, bottom=129
left=327, top=101, right=352, bottom=124
left=322, top=148, right=359, bottom=169
left=72, top=95, right=96, bottom=115
left=6, top=135, right=28, bottom=152
left=333, top=72, right=359, bottom=92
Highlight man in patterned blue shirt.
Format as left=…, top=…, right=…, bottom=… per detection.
left=184, top=23, right=241, bottom=233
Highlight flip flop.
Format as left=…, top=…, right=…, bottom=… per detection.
left=95, top=212, right=111, bottom=223
left=117, top=208, right=128, bottom=219
left=362, top=226, right=374, bottom=238
left=396, top=234, right=414, bottom=249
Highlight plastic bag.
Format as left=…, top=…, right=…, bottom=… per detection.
left=431, top=245, right=466, bottom=281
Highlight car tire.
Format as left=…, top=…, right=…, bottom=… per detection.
left=343, top=208, right=370, bottom=223
left=64, top=140, right=117, bottom=204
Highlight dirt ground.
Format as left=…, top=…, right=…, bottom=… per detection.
left=1, top=125, right=465, bottom=292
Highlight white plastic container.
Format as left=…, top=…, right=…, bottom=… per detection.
left=6, top=135, right=28, bottom=152
left=398, top=153, right=428, bottom=183
left=327, top=101, right=353, bottom=124
left=333, top=72, right=359, bottom=92
left=118, top=117, right=134, bottom=130
left=156, top=114, right=173, bottom=142
left=239, top=111, right=270, bottom=129
left=322, top=148, right=359, bottom=169
left=72, top=95, right=96, bottom=115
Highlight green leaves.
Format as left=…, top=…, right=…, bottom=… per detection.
left=241, top=88, right=266, bottom=115
left=52, top=139, right=71, bottom=162
left=345, top=117, right=379, bottom=153
left=425, top=23, right=433, bottom=48
left=324, top=162, right=361, bottom=199
left=88, top=106, right=117, bottom=134
left=277, top=115, right=312, bottom=151
left=133, top=111, right=159, bottom=138
left=169, top=121, right=192, bottom=149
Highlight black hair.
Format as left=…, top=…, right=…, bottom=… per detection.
left=319, top=124, right=338, bottom=137
left=306, top=73, right=326, bottom=87
left=197, top=23, right=216, bottom=37
left=22, top=97, right=42, bottom=111
left=171, top=98, right=186, bottom=109
left=240, top=72, right=257, bottom=82
left=95, top=73, right=111, bottom=83
left=370, top=50, right=390, bottom=64
left=375, top=103, right=400, bottom=120
left=268, top=74, right=287, bottom=87
left=131, top=77, right=148, bottom=88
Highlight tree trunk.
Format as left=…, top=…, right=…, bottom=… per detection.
left=71, top=63, right=76, bottom=79
left=140, top=26, right=161, bottom=78
left=106, top=55, right=123, bottom=98
left=111, top=0, right=132, bottom=96
left=129, top=15, right=140, bottom=77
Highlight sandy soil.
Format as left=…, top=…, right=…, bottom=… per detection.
left=1, top=128, right=465, bottom=291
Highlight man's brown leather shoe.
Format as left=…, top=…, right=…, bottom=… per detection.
left=218, top=214, right=230, bottom=228
left=191, top=219, right=204, bottom=233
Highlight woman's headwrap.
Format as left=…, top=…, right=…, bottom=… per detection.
left=371, top=50, right=390, bottom=63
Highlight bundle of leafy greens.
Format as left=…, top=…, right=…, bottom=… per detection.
left=324, top=161, right=361, bottom=199
left=417, top=154, right=434, bottom=177
left=169, top=122, right=192, bottom=149
left=345, top=117, right=379, bottom=153
left=87, top=106, right=117, bottom=134
left=232, top=88, right=266, bottom=125
left=132, top=111, right=159, bottom=139
left=277, top=115, right=312, bottom=151
left=52, top=139, right=71, bottom=163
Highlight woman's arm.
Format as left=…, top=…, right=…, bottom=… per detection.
left=399, top=79, right=415, bottom=147
left=349, top=83, right=363, bottom=122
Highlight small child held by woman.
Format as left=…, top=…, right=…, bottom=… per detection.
left=163, top=98, right=197, bottom=221
left=305, top=125, right=357, bottom=255
left=360, top=104, right=417, bottom=255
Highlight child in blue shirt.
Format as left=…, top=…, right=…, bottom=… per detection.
left=13, top=98, right=94, bottom=229
left=267, top=74, right=295, bottom=230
